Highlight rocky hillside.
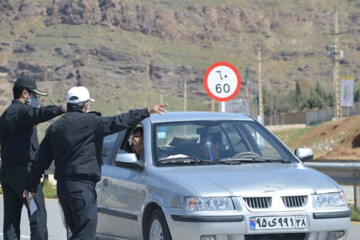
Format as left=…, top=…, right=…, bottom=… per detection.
left=0, top=0, right=359, bottom=115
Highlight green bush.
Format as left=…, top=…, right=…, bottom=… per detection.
left=349, top=204, right=360, bottom=222
left=0, top=180, right=56, bottom=198
left=350, top=205, right=360, bottom=222
left=43, top=179, right=57, bottom=199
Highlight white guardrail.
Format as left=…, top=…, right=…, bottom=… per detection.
left=303, top=162, right=360, bottom=185
left=304, top=161, right=360, bottom=208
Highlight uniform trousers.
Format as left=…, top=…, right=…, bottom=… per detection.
left=57, top=179, right=97, bottom=240
left=0, top=165, right=48, bottom=240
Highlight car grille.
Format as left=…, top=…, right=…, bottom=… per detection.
left=243, top=197, right=271, bottom=209
left=282, top=195, right=308, bottom=208
left=245, top=233, right=305, bottom=240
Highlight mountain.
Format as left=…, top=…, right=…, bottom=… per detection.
left=0, top=0, right=359, bottom=115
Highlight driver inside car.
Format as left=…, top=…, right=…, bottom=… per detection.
left=128, top=126, right=168, bottom=160
left=199, top=133, right=220, bottom=160
left=131, top=126, right=144, bottom=160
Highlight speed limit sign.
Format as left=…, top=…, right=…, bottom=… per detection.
left=203, top=62, right=241, bottom=102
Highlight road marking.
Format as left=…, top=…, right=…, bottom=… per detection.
left=0, top=233, right=31, bottom=239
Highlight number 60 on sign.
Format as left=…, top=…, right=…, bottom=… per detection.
left=203, top=62, right=241, bottom=102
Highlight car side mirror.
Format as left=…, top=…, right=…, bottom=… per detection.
left=295, top=148, right=313, bottom=162
left=115, top=153, right=144, bottom=171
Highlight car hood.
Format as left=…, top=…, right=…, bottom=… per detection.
left=156, top=163, right=339, bottom=196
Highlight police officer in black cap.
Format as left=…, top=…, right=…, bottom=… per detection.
left=24, top=86, right=167, bottom=239
left=0, top=75, right=66, bottom=240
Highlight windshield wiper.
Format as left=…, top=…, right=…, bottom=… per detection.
left=214, top=156, right=293, bottom=164
left=262, top=158, right=293, bottom=163
left=213, top=157, right=264, bottom=164
left=157, top=155, right=206, bottom=164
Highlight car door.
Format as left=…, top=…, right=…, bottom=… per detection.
left=97, top=129, right=145, bottom=239
left=96, top=132, right=125, bottom=237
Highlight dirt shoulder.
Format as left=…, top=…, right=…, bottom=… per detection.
left=274, top=115, right=360, bottom=160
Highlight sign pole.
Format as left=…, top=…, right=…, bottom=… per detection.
left=221, top=102, right=225, bottom=112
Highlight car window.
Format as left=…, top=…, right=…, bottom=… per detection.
left=242, top=123, right=281, bottom=158
left=115, top=125, right=143, bottom=160
left=222, top=123, right=251, bottom=153
left=153, top=120, right=297, bottom=164
left=102, top=132, right=121, bottom=165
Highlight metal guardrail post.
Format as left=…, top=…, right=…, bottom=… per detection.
left=355, top=186, right=360, bottom=209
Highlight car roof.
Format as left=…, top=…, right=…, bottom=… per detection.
left=147, top=111, right=255, bottom=124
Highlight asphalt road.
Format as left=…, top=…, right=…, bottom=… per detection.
left=0, top=196, right=359, bottom=239
left=0, top=196, right=66, bottom=240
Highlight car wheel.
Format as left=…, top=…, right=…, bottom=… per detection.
left=148, top=209, right=172, bottom=240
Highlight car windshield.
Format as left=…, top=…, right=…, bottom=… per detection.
left=153, top=120, right=297, bottom=165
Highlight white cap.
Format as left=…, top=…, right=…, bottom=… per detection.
left=66, top=86, right=95, bottom=104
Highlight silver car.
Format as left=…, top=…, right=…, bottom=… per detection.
left=95, top=112, right=351, bottom=240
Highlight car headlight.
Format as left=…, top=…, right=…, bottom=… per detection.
left=314, top=192, right=346, bottom=208
left=184, top=197, right=234, bottom=211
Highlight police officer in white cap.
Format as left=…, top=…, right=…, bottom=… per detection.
left=24, top=86, right=167, bottom=239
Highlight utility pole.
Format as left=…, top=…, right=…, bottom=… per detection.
left=334, top=8, right=341, bottom=119
left=258, top=46, right=264, bottom=120
left=244, top=64, right=251, bottom=116
left=184, top=79, right=187, bottom=111
left=326, top=8, right=347, bottom=119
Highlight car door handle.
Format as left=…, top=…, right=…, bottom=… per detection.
left=103, top=178, right=109, bottom=185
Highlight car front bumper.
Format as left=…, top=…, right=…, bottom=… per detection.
left=164, top=209, right=351, bottom=240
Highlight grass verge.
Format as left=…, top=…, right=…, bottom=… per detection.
left=273, top=126, right=324, bottom=157
left=43, top=179, right=57, bottom=199
left=350, top=205, right=360, bottom=222
left=273, top=126, right=315, bottom=149
left=0, top=180, right=56, bottom=198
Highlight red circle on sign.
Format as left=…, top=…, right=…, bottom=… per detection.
left=203, top=61, right=241, bottom=102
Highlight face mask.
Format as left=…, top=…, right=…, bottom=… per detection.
left=25, top=91, right=39, bottom=108
left=206, top=141, right=214, bottom=160
left=29, top=97, right=39, bottom=108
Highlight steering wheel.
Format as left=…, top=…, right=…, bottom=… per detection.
left=233, top=151, right=260, bottom=158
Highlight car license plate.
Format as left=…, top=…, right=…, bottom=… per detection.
left=250, top=216, right=307, bottom=230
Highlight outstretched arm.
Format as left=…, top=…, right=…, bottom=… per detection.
left=21, top=103, right=66, bottom=125
left=100, top=103, right=168, bottom=136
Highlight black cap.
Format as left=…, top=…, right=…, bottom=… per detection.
left=14, top=75, right=48, bottom=96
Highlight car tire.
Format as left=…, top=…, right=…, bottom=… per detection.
left=146, top=209, right=172, bottom=240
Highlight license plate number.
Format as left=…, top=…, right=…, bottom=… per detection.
left=250, top=216, right=307, bottom=230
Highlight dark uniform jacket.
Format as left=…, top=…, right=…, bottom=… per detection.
left=27, top=108, right=149, bottom=192
left=0, top=100, right=63, bottom=167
